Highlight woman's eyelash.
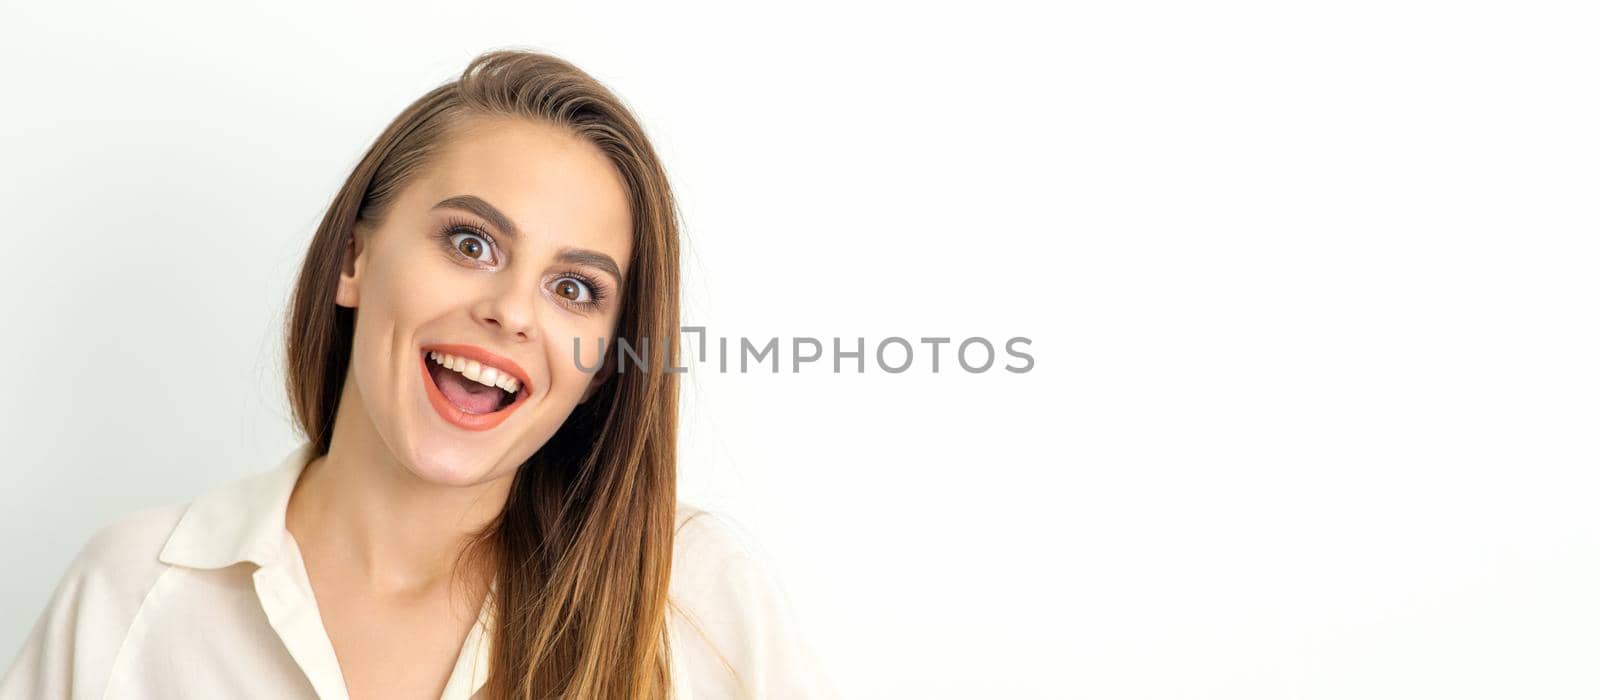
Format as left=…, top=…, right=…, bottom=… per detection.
left=552, top=269, right=610, bottom=309
left=433, top=217, right=611, bottom=310
left=435, top=216, right=498, bottom=263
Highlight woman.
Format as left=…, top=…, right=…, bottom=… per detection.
left=1, top=50, right=832, bottom=699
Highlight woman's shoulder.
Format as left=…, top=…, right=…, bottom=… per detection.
left=664, top=502, right=838, bottom=698
left=670, top=502, right=761, bottom=569
left=0, top=501, right=193, bottom=697
left=33, top=500, right=194, bottom=627
left=667, top=501, right=793, bottom=600
left=63, top=501, right=192, bottom=592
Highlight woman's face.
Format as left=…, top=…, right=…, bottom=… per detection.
left=333, top=115, right=633, bottom=486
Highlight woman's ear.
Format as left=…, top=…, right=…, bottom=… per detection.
left=334, top=226, right=367, bottom=309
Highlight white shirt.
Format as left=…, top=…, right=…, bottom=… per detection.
left=0, top=443, right=835, bottom=699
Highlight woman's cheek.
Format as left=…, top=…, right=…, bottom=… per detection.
left=555, top=328, right=608, bottom=380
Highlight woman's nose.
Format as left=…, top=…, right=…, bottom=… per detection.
left=475, top=281, right=538, bottom=343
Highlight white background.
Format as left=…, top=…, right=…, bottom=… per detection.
left=2, top=1, right=1597, bottom=698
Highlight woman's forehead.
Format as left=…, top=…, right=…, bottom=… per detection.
left=414, top=118, right=634, bottom=262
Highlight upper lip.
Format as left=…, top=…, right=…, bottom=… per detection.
left=421, top=343, right=533, bottom=394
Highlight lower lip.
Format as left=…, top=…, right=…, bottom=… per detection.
left=418, top=351, right=530, bottom=431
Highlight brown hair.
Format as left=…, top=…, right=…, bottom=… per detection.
left=283, top=49, right=680, bottom=698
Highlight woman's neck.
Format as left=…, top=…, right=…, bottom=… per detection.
left=285, top=417, right=511, bottom=601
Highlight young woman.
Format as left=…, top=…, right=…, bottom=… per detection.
left=1, top=50, right=832, bottom=699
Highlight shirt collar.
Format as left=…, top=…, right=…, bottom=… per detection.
left=157, top=441, right=498, bottom=698
left=159, top=441, right=318, bottom=570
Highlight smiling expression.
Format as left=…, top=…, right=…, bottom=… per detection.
left=332, top=115, right=634, bottom=487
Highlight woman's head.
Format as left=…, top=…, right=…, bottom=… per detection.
left=330, top=114, right=634, bottom=485
left=285, top=50, right=680, bottom=697
left=288, top=51, right=679, bottom=486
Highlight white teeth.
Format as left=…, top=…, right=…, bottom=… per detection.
left=428, top=350, right=522, bottom=395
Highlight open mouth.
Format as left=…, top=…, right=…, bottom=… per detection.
left=418, top=345, right=531, bottom=431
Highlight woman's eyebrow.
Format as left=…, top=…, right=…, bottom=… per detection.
left=554, top=248, right=623, bottom=283
left=433, top=194, right=522, bottom=238
left=432, top=194, right=623, bottom=282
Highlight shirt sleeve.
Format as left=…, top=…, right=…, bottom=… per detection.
left=1, top=558, right=80, bottom=699
left=668, top=509, right=838, bottom=700
left=0, top=506, right=181, bottom=700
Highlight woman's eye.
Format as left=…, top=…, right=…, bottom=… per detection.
left=449, top=232, right=495, bottom=264
left=553, top=277, right=593, bottom=303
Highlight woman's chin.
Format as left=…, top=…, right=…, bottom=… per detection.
left=402, top=440, right=503, bottom=487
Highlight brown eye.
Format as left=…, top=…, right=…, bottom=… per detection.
left=553, top=277, right=593, bottom=303
left=448, top=232, right=494, bottom=263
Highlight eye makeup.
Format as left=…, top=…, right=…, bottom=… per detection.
left=430, top=217, right=614, bottom=313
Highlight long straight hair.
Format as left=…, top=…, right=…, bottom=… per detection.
left=282, top=50, right=681, bottom=698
